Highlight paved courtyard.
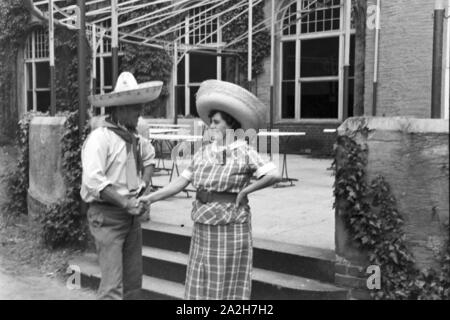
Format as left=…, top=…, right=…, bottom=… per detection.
left=148, top=154, right=335, bottom=250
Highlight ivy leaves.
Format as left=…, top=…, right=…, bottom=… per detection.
left=39, top=110, right=90, bottom=249
left=333, top=135, right=450, bottom=300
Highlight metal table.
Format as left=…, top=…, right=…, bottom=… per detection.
left=257, top=132, right=306, bottom=187
left=147, top=134, right=203, bottom=197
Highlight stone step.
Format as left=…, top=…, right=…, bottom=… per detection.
left=71, top=253, right=184, bottom=300
left=141, top=246, right=347, bottom=300
left=141, top=221, right=336, bottom=283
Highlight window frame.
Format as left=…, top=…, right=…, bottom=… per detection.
left=278, top=0, right=356, bottom=122
left=93, top=20, right=125, bottom=96
left=24, top=27, right=50, bottom=112
left=177, top=5, right=222, bottom=117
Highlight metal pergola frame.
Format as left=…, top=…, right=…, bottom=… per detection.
left=25, top=0, right=353, bottom=132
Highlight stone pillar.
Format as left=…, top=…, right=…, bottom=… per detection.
left=27, top=116, right=67, bottom=219
left=335, top=116, right=449, bottom=299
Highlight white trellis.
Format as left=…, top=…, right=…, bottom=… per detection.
left=25, top=0, right=354, bottom=125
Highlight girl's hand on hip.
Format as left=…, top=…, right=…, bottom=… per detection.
left=235, top=191, right=248, bottom=207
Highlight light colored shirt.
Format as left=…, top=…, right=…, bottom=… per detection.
left=80, top=127, right=156, bottom=203
left=180, top=140, right=277, bottom=225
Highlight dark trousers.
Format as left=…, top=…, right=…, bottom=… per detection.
left=87, top=203, right=143, bottom=300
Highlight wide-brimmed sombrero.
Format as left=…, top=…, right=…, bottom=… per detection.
left=196, top=80, right=267, bottom=131
left=89, top=72, right=163, bottom=108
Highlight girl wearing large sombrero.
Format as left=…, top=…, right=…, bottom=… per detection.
left=139, top=80, right=281, bottom=300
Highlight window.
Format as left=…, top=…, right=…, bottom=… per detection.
left=280, top=0, right=355, bottom=120
left=93, top=20, right=124, bottom=95
left=24, top=28, right=50, bottom=112
left=176, top=5, right=223, bottom=117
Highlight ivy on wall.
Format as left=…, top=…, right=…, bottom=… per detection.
left=333, top=135, right=450, bottom=300
left=40, top=110, right=90, bottom=248
left=0, top=0, right=31, bottom=137
left=54, top=28, right=92, bottom=112
left=1, top=112, right=46, bottom=222
left=2, top=110, right=90, bottom=248
left=120, top=2, right=175, bottom=117
left=220, top=0, right=271, bottom=82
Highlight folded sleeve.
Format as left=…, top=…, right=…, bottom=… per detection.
left=180, top=147, right=203, bottom=182
left=180, top=157, right=195, bottom=182
left=139, top=136, right=156, bottom=167
left=246, top=145, right=278, bottom=179
left=81, top=129, right=113, bottom=200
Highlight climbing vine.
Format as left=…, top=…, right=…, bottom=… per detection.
left=40, top=110, right=90, bottom=249
left=0, top=0, right=31, bottom=137
left=333, top=135, right=450, bottom=300
left=220, top=0, right=271, bottom=82
left=1, top=112, right=46, bottom=221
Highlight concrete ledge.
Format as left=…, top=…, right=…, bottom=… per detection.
left=27, top=190, right=51, bottom=221
left=28, top=116, right=67, bottom=215
left=338, top=117, right=449, bottom=135
left=336, top=116, right=449, bottom=270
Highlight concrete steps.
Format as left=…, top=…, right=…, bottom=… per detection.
left=71, top=221, right=348, bottom=300
left=141, top=221, right=337, bottom=283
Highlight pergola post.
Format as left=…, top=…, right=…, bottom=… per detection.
left=342, top=0, right=351, bottom=120
left=49, top=0, right=56, bottom=116
left=248, top=0, right=253, bottom=91
left=431, top=0, right=445, bottom=118
left=269, top=0, right=275, bottom=131
left=78, top=0, right=87, bottom=137
left=111, top=0, right=119, bottom=88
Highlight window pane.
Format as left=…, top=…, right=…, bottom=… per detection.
left=26, top=63, right=33, bottom=90
left=283, top=41, right=296, bottom=80
left=35, top=62, right=50, bottom=89
left=350, top=35, right=355, bottom=76
left=301, top=37, right=339, bottom=77
left=347, top=78, right=354, bottom=117
left=189, top=86, right=200, bottom=117
left=221, top=56, right=236, bottom=83
left=301, top=81, right=338, bottom=118
left=282, top=81, right=296, bottom=119
left=36, top=91, right=50, bottom=112
left=103, top=57, right=112, bottom=87
left=27, top=91, right=33, bottom=111
left=189, top=53, right=216, bottom=83
left=283, top=2, right=297, bottom=36
left=95, top=58, right=101, bottom=94
left=175, top=85, right=185, bottom=116
left=178, top=56, right=185, bottom=85
left=300, top=0, right=341, bottom=34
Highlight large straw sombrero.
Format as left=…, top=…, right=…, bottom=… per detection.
left=89, top=72, right=163, bottom=108
left=196, top=80, right=267, bottom=131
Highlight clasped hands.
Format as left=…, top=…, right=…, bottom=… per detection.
left=124, top=197, right=150, bottom=216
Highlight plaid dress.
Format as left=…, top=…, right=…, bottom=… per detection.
left=180, top=141, right=276, bottom=300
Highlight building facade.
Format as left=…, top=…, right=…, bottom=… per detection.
left=5, top=0, right=450, bottom=155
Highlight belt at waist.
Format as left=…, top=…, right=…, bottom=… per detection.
left=196, top=190, right=247, bottom=204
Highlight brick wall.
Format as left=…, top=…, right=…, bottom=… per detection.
left=364, top=0, right=435, bottom=117
left=335, top=258, right=372, bottom=300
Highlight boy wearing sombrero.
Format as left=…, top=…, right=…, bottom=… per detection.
left=139, top=80, right=282, bottom=300
left=80, top=72, right=162, bottom=300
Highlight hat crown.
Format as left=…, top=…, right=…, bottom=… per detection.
left=114, top=72, right=139, bottom=92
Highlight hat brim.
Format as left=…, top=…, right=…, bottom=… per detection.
left=196, top=80, right=267, bottom=131
left=89, top=81, right=163, bottom=107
